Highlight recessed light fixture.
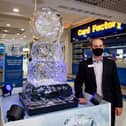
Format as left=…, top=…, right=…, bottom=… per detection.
left=23, top=35, right=26, bottom=38
left=21, top=28, right=24, bottom=31
left=13, top=8, right=20, bottom=13
left=116, top=36, right=120, bottom=39
left=17, top=33, right=20, bottom=35
left=6, top=24, right=11, bottom=27
left=2, top=34, right=6, bottom=38
left=4, top=29, right=8, bottom=32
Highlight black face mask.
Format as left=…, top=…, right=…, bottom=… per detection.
left=92, top=48, right=103, bottom=56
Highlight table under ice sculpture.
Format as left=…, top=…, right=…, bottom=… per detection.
left=0, top=91, right=111, bottom=126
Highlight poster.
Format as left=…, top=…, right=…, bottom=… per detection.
left=3, top=54, right=23, bottom=87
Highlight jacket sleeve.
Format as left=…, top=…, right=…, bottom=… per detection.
left=74, top=61, right=87, bottom=98
left=112, top=60, right=123, bottom=107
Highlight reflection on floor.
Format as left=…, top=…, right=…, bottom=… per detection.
left=116, top=99, right=126, bottom=126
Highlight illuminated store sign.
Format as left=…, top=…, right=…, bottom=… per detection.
left=78, top=21, right=122, bottom=36
left=71, top=19, right=126, bottom=42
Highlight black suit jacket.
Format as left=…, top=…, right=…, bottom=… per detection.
left=74, top=57, right=123, bottom=107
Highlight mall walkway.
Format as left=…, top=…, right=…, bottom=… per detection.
left=116, top=99, right=126, bottom=126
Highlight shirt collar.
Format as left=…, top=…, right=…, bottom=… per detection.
left=93, top=56, right=103, bottom=63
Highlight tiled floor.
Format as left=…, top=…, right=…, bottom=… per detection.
left=115, top=99, right=126, bottom=126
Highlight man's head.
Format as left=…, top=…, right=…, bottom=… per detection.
left=90, top=38, right=104, bottom=57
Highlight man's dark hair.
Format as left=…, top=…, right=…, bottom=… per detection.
left=90, top=38, right=104, bottom=47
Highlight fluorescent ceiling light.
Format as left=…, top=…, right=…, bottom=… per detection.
left=2, top=34, right=6, bottom=38
left=6, top=24, right=11, bottom=27
left=13, top=8, right=20, bottom=12
left=4, top=29, right=8, bottom=32
left=23, top=48, right=30, bottom=51
left=17, top=33, right=20, bottom=35
left=23, top=35, right=26, bottom=38
left=21, top=28, right=24, bottom=31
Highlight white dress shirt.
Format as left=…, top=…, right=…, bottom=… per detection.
left=93, top=58, right=103, bottom=96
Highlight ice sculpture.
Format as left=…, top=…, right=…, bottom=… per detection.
left=19, top=8, right=77, bottom=116
left=27, top=8, right=66, bottom=87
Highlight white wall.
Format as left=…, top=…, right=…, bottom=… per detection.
left=61, top=29, right=72, bottom=75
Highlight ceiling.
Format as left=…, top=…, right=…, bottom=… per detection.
left=0, top=0, right=126, bottom=43
left=76, top=0, right=126, bottom=14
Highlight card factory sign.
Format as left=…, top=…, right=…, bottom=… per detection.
left=77, top=21, right=122, bottom=36
left=71, top=19, right=126, bottom=42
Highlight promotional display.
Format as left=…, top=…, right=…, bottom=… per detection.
left=20, top=8, right=77, bottom=116
left=2, top=42, right=23, bottom=87
left=0, top=44, right=5, bottom=83
left=4, top=55, right=23, bottom=87
left=0, top=44, right=5, bottom=69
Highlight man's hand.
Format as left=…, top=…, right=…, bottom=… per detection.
left=78, top=98, right=87, bottom=104
left=115, top=107, right=123, bottom=116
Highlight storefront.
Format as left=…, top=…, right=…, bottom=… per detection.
left=71, top=19, right=126, bottom=96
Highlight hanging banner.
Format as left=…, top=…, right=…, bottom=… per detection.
left=0, top=44, right=5, bottom=84
left=3, top=54, right=23, bottom=87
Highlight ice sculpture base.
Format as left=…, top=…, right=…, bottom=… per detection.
left=19, top=83, right=78, bottom=116
left=19, top=93, right=78, bottom=116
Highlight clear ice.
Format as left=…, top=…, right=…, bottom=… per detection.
left=27, top=8, right=67, bottom=87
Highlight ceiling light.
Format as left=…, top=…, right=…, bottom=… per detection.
left=6, top=24, right=11, bottom=27
left=13, top=8, right=20, bottom=13
left=17, top=33, right=20, bottom=35
left=21, top=28, right=24, bottom=31
left=116, top=36, right=120, bottom=39
left=23, top=35, right=26, bottom=38
left=4, top=30, right=8, bottom=33
left=2, top=34, right=6, bottom=38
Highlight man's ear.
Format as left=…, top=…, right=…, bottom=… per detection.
left=103, top=45, right=105, bottom=49
left=89, top=46, right=92, bottom=50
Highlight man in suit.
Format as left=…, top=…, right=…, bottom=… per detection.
left=74, top=38, right=123, bottom=126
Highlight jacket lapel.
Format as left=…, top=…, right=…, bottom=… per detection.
left=102, top=58, right=107, bottom=90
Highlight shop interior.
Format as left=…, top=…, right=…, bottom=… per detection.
left=0, top=0, right=126, bottom=126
